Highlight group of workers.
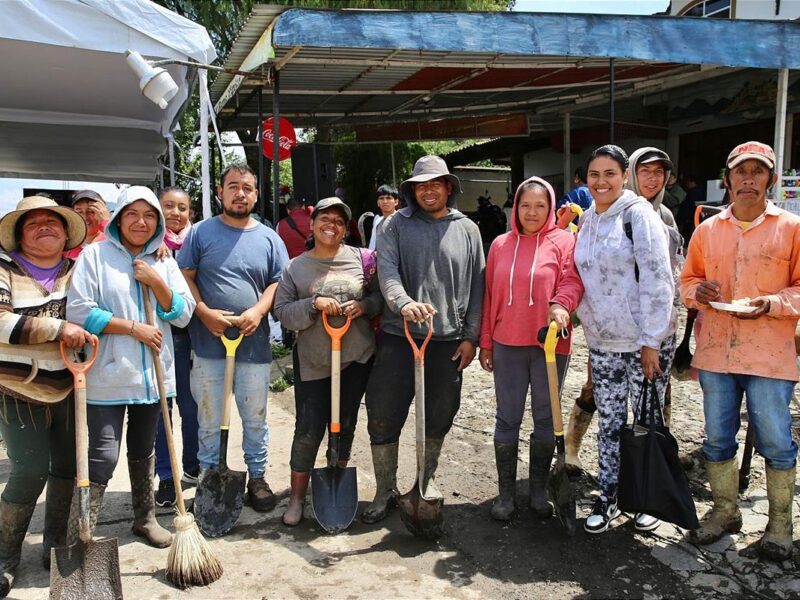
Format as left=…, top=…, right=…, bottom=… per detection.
left=0, top=137, right=796, bottom=597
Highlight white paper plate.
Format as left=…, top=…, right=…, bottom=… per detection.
left=709, top=301, right=757, bottom=314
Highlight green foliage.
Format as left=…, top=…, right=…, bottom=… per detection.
left=270, top=376, right=293, bottom=392
left=270, top=342, right=291, bottom=359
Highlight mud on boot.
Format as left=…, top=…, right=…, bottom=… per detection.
left=282, top=471, right=311, bottom=527
left=758, top=465, right=796, bottom=561
left=0, top=499, right=37, bottom=598
left=361, top=443, right=399, bottom=524
left=688, top=457, right=742, bottom=545
left=399, top=438, right=444, bottom=540
left=66, top=482, right=106, bottom=546
left=529, top=437, right=555, bottom=519
left=42, top=475, right=74, bottom=569
left=491, top=442, right=518, bottom=521
left=129, top=454, right=172, bottom=548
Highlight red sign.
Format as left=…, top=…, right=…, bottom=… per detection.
left=261, top=117, right=297, bottom=161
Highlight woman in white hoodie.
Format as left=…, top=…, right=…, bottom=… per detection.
left=574, top=145, right=675, bottom=535
left=67, top=186, right=195, bottom=548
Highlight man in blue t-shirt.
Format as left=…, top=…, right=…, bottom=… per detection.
left=178, top=164, right=289, bottom=512
left=556, top=167, right=594, bottom=225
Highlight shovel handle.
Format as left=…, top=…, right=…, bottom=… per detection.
left=322, top=313, right=351, bottom=442
left=543, top=322, right=566, bottom=436
left=404, top=318, right=434, bottom=366
left=61, top=338, right=98, bottom=487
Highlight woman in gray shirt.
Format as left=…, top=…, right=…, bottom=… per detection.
left=273, top=197, right=383, bottom=527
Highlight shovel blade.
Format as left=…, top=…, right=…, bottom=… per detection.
left=397, top=483, right=444, bottom=540
left=310, top=466, right=358, bottom=534
left=50, top=538, right=122, bottom=600
left=547, top=455, right=577, bottom=537
left=195, top=466, right=246, bottom=537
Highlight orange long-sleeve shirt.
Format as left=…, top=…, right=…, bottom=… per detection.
left=679, top=202, right=800, bottom=382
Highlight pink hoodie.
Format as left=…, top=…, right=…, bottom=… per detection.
left=480, top=176, right=583, bottom=355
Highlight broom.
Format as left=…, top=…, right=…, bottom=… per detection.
left=141, top=284, right=223, bottom=588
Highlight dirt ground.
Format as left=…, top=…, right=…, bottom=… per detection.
left=2, top=314, right=799, bottom=599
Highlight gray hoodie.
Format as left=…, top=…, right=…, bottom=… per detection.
left=67, top=186, right=195, bottom=405
left=625, top=147, right=677, bottom=229
left=574, top=190, right=674, bottom=352
left=377, top=191, right=485, bottom=343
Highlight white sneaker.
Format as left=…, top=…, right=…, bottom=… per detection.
left=585, top=496, right=621, bottom=534
left=634, top=512, right=661, bottom=532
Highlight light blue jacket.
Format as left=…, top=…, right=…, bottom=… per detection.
left=67, top=186, right=195, bottom=405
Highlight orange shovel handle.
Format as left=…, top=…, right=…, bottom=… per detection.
left=322, top=312, right=352, bottom=350
left=60, top=337, right=99, bottom=389
left=404, top=318, right=434, bottom=364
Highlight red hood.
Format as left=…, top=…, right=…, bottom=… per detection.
left=510, top=176, right=557, bottom=238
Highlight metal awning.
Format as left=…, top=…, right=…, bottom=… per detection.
left=211, top=7, right=800, bottom=136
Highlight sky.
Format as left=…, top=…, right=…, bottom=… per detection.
left=512, top=0, right=670, bottom=15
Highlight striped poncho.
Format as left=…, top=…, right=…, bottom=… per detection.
left=0, top=252, right=72, bottom=404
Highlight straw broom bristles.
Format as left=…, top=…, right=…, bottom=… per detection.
left=167, top=512, right=223, bottom=589
left=140, top=285, right=223, bottom=589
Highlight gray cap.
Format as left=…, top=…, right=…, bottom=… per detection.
left=71, top=189, right=105, bottom=206
left=312, top=196, right=352, bottom=221
left=400, top=155, right=462, bottom=203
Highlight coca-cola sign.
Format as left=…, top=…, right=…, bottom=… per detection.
left=261, top=117, right=297, bottom=161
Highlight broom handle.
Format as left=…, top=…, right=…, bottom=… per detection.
left=141, top=284, right=188, bottom=516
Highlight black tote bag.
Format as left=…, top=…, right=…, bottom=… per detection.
left=617, top=381, right=700, bottom=530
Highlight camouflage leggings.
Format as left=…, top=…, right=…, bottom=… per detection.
left=589, top=335, right=676, bottom=498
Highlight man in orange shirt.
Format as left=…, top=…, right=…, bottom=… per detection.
left=680, top=141, right=800, bottom=561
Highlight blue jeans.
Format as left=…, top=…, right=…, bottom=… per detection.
left=699, top=370, right=798, bottom=470
left=191, top=355, right=270, bottom=478
left=154, top=333, right=199, bottom=481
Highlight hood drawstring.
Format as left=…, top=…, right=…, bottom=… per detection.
left=506, top=232, right=543, bottom=307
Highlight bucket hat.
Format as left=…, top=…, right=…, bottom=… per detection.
left=400, top=155, right=462, bottom=203
left=0, top=196, right=87, bottom=252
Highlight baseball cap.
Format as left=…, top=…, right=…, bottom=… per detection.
left=638, top=149, right=674, bottom=172
left=311, top=197, right=352, bottom=221
left=71, top=189, right=106, bottom=206
left=726, top=141, right=775, bottom=169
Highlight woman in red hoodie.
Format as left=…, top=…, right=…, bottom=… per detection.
left=479, top=176, right=583, bottom=521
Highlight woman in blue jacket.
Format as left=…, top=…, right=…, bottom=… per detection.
left=67, top=186, right=195, bottom=548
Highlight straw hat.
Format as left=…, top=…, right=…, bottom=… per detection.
left=0, top=196, right=87, bottom=252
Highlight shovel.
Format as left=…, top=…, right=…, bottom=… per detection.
left=51, top=338, right=123, bottom=600
left=738, top=423, right=756, bottom=493
left=398, top=318, right=444, bottom=540
left=310, top=313, right=358, bottom=534
left=195, top=327, right=247, bottom=537
left=539, top=322, right=577, bottom=537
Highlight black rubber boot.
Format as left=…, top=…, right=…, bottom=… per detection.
left=361, top=443, right=399, bottom=524
left=42, top=475, right=74, bottom=569
left=491, top=442, right=518, bottom=521
left=129, top=454, right=172, bottom=548
left=0, top=499, right=37, bottom=598
left=529, top=436, right=555, bottom=519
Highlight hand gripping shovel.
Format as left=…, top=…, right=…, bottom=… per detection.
left=195, top=327, right=247, bottom=537
left=51, top=338, right=123, bottom=600
left=398, top=318, right=444, bottom=540
left=539, top=322, right=577, bottom=537
left=311, top=313, right=358, bottom=534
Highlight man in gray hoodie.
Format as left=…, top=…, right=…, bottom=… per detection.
left=360, top=156, right=485, bottom=534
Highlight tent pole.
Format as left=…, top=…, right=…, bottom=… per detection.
left=609, top=58, right=615, bottom=144
left=773, top=68, right=788, bottom=201
left=199, top=70, right=211, bottom=220
left=258, top=85, right=265, bottom=221
left=391, top=143, right=397, bottom=187
left=563, top=112, right=571, bottom=196
left=272, top=68, right=281, bottom=226
left=168, top=135, right=176, bottom=187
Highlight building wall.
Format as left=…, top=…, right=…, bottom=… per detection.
left=670, top=0, right=800, bottom=20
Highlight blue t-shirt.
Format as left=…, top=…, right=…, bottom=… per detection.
left=177, top=217, right=289, bottom=363
left=556, top=185, right=594, bottom=225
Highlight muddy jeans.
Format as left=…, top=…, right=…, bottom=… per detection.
left=492, top=342, right=569, bottom=444
left=290, top=348, right=373, bottom=471
left=0, top=395, right=75, bottom=504
left=191, top=356, right=270, bottom=478
left=589, top=335, right=675, bottom=497
left=365, top=333, right=462, bottom=445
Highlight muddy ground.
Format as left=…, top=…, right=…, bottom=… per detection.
left=2, top=314, right=799, bottom=599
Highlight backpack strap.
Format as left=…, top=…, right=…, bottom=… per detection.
left=623, top=216, right=640, bottom=283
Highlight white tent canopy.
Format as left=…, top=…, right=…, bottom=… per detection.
left=0, top=0, right=216, bottom=184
